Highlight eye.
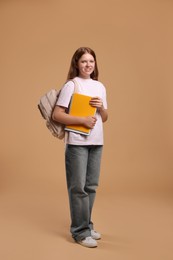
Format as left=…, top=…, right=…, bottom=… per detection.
left=80, top=59, right=95, bottom=64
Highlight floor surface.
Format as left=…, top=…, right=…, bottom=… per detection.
left=0, top=182, right=173, bottom=260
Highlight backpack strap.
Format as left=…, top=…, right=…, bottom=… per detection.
left=71, top=78, right=79, bottom=93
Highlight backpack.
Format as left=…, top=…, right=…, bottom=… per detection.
left=38, top=88, right=65, bottom=139
left=38, top=79, right=78, bottom=139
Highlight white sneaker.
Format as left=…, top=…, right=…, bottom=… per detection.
left=78, top=236, right=98, bottom=248
left=91, top=230, right=101, bottom=240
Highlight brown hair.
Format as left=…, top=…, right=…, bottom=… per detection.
left=67, top=47, right=99, bottom=80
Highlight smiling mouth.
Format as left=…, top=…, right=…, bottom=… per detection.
left=85, top=68, right=93, bottom=71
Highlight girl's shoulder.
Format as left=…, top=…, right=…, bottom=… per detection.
left=92, top=79, right=106, bottom=90
left=61, top=79, right=75, bottom=92
left=63, top=79, right=75, bottom=87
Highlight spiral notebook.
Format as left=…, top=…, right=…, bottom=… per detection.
left=65, top=93, right=97, bottom=135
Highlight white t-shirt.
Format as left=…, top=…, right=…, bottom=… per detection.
left=56, top=77, right=107, bottom=145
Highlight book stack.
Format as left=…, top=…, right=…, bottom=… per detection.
left=65, top=93, right=96, bottom=135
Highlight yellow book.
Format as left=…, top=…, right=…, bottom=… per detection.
left=65, top=93, right=97, bottom=135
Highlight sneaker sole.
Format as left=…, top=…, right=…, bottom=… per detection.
left=92, top=236, right=101, bottom=240
left=77, top=241, right=98, bottom=248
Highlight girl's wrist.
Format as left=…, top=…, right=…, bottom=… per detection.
left=98, top=105, right=105, bottom=112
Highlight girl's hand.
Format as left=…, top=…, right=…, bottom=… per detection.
left=89, top=96, right=104, bottom=110
left=83, top=116, right=97, bottom=129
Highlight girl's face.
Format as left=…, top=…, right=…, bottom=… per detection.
left=77, top=53, right=95, bottom=79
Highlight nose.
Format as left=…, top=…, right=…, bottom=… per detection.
left=86, top=61, right=90, bottom=67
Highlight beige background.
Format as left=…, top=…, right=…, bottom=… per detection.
left=0, top=0, right=173, bottom=259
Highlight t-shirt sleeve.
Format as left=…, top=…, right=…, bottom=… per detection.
left=56, top=80, right=75, bottom=108
left=101, top=84, right=108, bottom=109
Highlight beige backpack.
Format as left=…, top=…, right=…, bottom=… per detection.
left=38, top=79, right=78, bottom=139
left=38, top=88, right=65, bottom=139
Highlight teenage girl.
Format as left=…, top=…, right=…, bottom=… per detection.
left=52, top=47, right=108, bottom=248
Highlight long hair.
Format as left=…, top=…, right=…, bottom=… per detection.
left=67, top=47, right=99, bottom=80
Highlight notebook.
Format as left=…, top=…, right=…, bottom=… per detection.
left=65, top=93, right=97, bottom=135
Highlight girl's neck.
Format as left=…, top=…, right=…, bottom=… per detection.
left=78, top=76, right=91, bottom=80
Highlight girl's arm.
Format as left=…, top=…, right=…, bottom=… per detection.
left=98, top=106, right=108, bottom=122
left=89, top=97, right=108, bottom=122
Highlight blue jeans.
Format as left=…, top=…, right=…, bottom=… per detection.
left=65, top=145, right=103, bottom=242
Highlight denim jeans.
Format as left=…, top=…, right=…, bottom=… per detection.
left=65, top=144, right=103, bottom=242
